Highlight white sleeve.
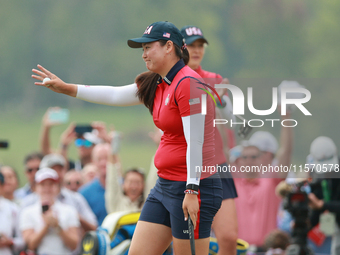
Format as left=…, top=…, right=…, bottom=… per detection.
left=181, top=114, right=205, bottom=186
left=217, top=95, right=236, bottom=128
left=105, top=162, right=125, bottom=213
left=76, top=83, right=142, bottom=106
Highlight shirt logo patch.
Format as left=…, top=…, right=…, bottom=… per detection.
left=189, top=98, right=200, bottom=105
left=165, top=94, right=170, bottom=105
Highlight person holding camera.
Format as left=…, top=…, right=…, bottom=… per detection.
left=20, top=153, right=98, bottom=234
left=39, top=107, right=105, bottom=171
left=307, top=136, right=340, bottom=255
left=19, top=168, right=80, bottom=255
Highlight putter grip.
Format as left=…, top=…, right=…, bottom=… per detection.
left=188, top=216, right=196, bottom=255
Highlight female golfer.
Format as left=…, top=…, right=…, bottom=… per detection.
left=32, top=21, right=222, bottom=255
left=181, top=25, right=238, bottom=255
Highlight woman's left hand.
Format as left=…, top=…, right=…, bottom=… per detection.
left=182, top=193, right=199, bottom=229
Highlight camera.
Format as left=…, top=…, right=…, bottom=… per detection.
left=0, top=140, right=9, bottom=149
left=75, top=125, right=93, bottom=137
left=282, top=181, right=314, bottom=255
left=42, top=204, right=49, bottom=213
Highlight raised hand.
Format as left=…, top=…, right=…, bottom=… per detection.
left=32, top=64, right=77, bottom=97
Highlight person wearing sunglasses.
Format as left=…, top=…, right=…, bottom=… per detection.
left=65, top=126, right=104, bottom=171
left=64, top=170, right=84, bottom=192
left=234, top=126, right=293, bottom=251
left=39, top=107, right=105, bottom=171
left=14, top=152, right=44, bottom=200
left=74, top=138, right=93, bottom=148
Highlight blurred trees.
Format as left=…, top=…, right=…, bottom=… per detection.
left=0, top=0, right=339, bottom=164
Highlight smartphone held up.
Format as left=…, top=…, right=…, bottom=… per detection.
left=48, top=108, right=70, bottom=124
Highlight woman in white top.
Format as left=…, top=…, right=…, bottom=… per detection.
left=0, top=172, right=25, bottom=255
left=20, top=168, right=80, bottom=255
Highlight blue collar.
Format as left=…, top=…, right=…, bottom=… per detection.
left=158, top=59, right=185, bottom=85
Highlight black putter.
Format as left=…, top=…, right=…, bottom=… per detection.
left=188, top=214, right=195, bottom=255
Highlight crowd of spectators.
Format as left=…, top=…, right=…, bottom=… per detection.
left=0, top=107, right=159, bottom=255
left=1, top=101, right=339, bottom=255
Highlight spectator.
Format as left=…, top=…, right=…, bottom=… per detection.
left=39, top=107, right=69, bottom=156
left=20, top=168, right=79, bottom=254
left=307, top=136, right=340, bottom=255
left=21, top=153, right=97, bottom=233
left=276, top=168, right=332, bottom=254
left=39, top=108, right=106, bottom=171
left=106, top=166, right=145, bottom=213
left=105, top=129, right=159, bottom=213
left=0, top=172, right=25, bottom=255
left=64, top=170, right=84, bottom=192
left=82, top=163, right=97, bottom=184
left=234, top=112, right=293, bottom=249
left=79, top=143, right=110, bottom=225
left=264, top=230, right=290, bottom=255
left=60, top=124, right=103, bottom=171
left=0, top=165, right=19, bottom=204
left=14, top=152, right=43, bottom=200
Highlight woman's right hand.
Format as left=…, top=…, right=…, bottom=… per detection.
left=32, top=64, right=78, bottom=97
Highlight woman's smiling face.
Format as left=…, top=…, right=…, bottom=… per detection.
left=187, top=39, right=206, bottom=70
left=142, top=41, right=167, bottom=74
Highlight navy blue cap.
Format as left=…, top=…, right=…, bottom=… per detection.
left=128, top=21, right=184, bottom=48
left=180, top=25, right=208, bottom=45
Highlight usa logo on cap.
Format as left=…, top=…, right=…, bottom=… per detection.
left=185, top=27, right=203, bottom=36
left=163, top=32, right=171, bottom=38
left=144, top=26, right=153, bottom=35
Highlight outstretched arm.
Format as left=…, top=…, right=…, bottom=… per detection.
left=32, top=65, right=142, bottom=106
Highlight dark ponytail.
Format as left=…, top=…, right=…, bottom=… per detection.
left=135, top=40, right=190, bottom=115
left=135, top=71, right=160, bottom=114
left=173, top=42, right=189, bottom=65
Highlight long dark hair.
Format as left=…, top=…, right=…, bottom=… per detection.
left=136, top=40, right=189, bottom=114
